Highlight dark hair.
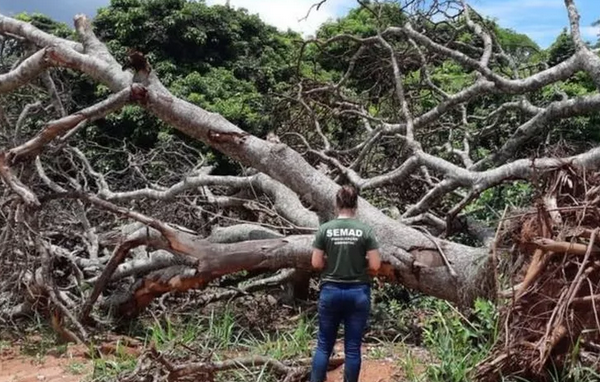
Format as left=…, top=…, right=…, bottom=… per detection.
left=336, top=185, right=358, bottom=210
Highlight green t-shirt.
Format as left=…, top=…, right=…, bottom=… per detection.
left=312, top=218, right=379, bottom=284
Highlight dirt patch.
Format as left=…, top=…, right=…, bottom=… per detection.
left=326, top=359, right=400, bottom=382
left=323, top=341, right=402, bottom=382
left=0, top=345, right=91, bottom=382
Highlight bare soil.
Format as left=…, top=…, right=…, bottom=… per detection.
left=1, top=346, right=402, bottom=382
left=322, top=341, right=403, bottom=382
left=0, top=345, right=91, bottom=382
left=326, top=359, right=400, bottom=382
left=0, top=333, right=408, bottom=382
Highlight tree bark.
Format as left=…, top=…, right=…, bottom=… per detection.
left=99, top=225, right=489, bottom=317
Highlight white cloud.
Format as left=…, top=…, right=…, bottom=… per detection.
left=206, top=0, right=354, bottom=37
left=582, top=26, right=600, bottom=41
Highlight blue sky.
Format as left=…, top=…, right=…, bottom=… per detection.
left=0, top=0, right=597, bottom=48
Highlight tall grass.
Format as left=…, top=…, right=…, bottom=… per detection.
left=420, top=297, right=499, bottom=382
left=241, top=315, right=315, bottom=359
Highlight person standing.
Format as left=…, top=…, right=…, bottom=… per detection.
left=309, top=185, right=381, bottom=382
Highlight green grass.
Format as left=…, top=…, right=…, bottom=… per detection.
left=0, top=339, right=10, bottom=351
left=421, top=298, right=499, bottom=382
left=89, top=358, right=137, bottom=382
left=67, top=361, right=87, bottom=375
left=142, top=306, right=244, bottom=352
left=241, top=315, right=315, bottom=359
left=19, top=317, right=60, bottom=360
left=88, top=340, right=137, bottom=382
left=396, top=344, right=428, bottom=382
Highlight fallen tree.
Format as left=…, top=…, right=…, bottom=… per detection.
left=0, top=0, right=599, bottom=356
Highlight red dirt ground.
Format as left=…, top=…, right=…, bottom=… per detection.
left=0, top=340, right=402, bottom=382
left=324, top=340, right=402, bottom=382
left=0, top=345, right=91, bottom=382
left=326, top=359, right=400, bottom=382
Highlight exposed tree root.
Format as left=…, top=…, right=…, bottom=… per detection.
left=476, top=166, right=600, bottom=381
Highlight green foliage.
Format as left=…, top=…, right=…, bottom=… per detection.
left=370, top=283, right=414, bottom=340
left=536, top=33, right=600, bottom=148
left=314, top=4, right=409, bottom=96
left=430, top=61, right=475, bottom=94
left=464, top=181, right=534, bottom=225
left=504, top=363, right=600, bottom=382
left=547, top=29, right=576, bottom=67
left=494, top=26, right=540, bottom=61
left=171, top=68, right=268, bottom=134
left=422, top=298, right=499, bottom=382
left=77, top=0, right=301, bottom=155
left=14, top=12, right=73, bottom=38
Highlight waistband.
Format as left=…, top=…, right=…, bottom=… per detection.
left=321, top=281, right=370, bottom=289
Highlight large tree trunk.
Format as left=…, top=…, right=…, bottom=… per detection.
left=95, top=221, right=489, bottom=317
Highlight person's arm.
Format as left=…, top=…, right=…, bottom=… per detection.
left=312, top=248, right=326, bottom=270
left=311, top=227, right=326, bottom=270
left=365, top=228, right=381, bottom=273
left=366, top=249, right=381, bottom=273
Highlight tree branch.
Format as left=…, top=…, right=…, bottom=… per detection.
left=0, top=49, right=49, bottom=94
left=7, top=86, right=136, bottom=162
left=0, top=153, right=39, bottom=207
left=0, top=14, right=82, bottom=51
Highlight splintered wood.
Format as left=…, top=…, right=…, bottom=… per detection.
left=476, top=166, right=600, bottom=381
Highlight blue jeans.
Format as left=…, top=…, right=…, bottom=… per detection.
left=310, top=282, right=371, bottom=382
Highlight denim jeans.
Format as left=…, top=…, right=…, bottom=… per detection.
left=310, top=282, right=371, bottom=382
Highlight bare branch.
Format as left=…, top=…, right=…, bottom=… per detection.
left=298, top=85, right=331, bottom=150
left=80, top=225, right=169, bottom=321
left=460, top=1, right=493, bottom=67
left=40, top=71, right=66, bottom=117
left=0, top=14, right=82, bottom=51
left=37, top=239, right=87, bottom=343
left=564, top=0, right=585, bottom=49
left=74, top=14, right=117, bottom=64
left=198, top=268, right=297, bottom=305
left=300, top=0, right=328, bottom=22
left=8, top=86, right=136, bottom=162
left=14, top=101, right=42, bottom=141
left=0, top=49, right=49, bottom=94
left=475, top=94, right=600, bottom=169
left=377, top=34, right=415, bottom=140
left=0, top=153, right=39, bottom=207
left=361, top=156, right=421, bottom=189
left=73, top=146, right=319, bottom=228
left=35, top=156, right=66, bottom=193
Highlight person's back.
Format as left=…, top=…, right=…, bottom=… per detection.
left=309, top=185, right=381, bottom=382
left=316, top=218, right=376, bottom=284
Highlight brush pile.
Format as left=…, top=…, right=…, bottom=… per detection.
left=476, top=165, right=600, bottom=381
